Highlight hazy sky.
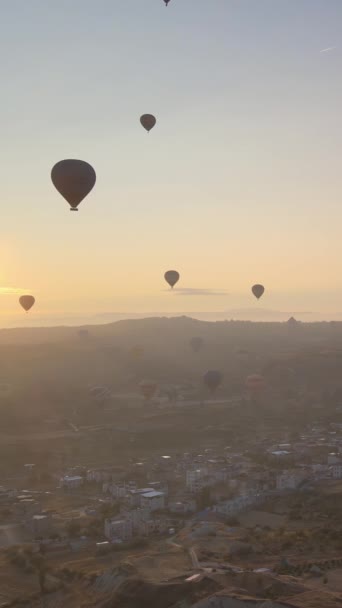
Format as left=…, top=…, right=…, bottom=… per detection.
left=1, top=0, right=342, bottom=324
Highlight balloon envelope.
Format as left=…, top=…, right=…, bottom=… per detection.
left=164, top=0, right=171, bottom=4
left=19, top=295, right=35, bottom=312
left=252, top=284, right=265, bottom=299
left=190, top=337, right=204, bottom=353
left=140, top=114, right=156, bottom=132
left=51, top=159, right=96, bottom=210
left=246, top=374, right=265, bottom=392
left=140, top=380, right=157, bottom=401
left=203, top=370, right=223, bottom=393
left=164, top=270, right=180, bottom=288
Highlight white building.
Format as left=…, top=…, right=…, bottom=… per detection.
left=103, top=483, right=128, bottom=499
left=60, top=475, right=83, bottom=490
left=140, top=491, right=165, bottom=511
left=104, top=518, right=133, bottom=541
left=328, top=453, right=341, bottom=465
left=128, top=488, right=154, bottom=507
left=168, top=500, right=196, bottom=514
left=332, top=464, right=342, bottom=479
left=186, top=469, right=209, bottom=493
left=31, top=514, right=52, bottom=539
left=276, top=469, right=307, bottom=491
left=214, top=492, right=264, bottom=517
left=126, top=508, right=151, bottom=531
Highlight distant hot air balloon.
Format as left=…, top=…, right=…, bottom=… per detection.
left=246, top=374, right=265, bottom=394
left=130, top=346, right=145, bottom=361
left=190, top=337, right=204, bottom=353
left=51, top=159, right=96, bottom=211
left=203, top=370, right=223, bottom=393
left=252, top=284, right=265, bottom=300
left=140, top=114, right=156, bottom=132
left=164, top=0, right=171, bottom=5
left=140, top=380, right=157, bottom=401
left=19, top=295, right=35, bottom=312
left=164, top=270, right=180, bottom=288
left=78, top=329, right=89, bottom=340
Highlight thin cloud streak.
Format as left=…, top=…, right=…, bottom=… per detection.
left=320, top=46, right=336, bottom=53
left=0, top=287, right=29, bottom=295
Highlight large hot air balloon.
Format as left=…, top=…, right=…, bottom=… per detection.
left=203, top=370, right=223, bottom=393
left=246, top=374, right=265, bottom=393
left=51, top=159, right=96, bottom=211
left=252, top=284, right=265, bottom=299
left=164, top=270, right=180, bottom=288
left=140, top=114, right=156, bottom=132
left=190, top=337, right=204, bottom=353
left=19, top=295, right=35, bottom=312
left=140, top=380, right=157, bottom=401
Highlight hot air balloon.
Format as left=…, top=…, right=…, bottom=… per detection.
left=190, top=337, right=204, bottom=353
left=252, top=284, right=265, bottom=299
left=203, top=370, right=223, bottom=393
left=164, top=270, right=180, bottom=288
left=51, top=159, right=96, bottom=211
left=78, top=329, right=89, bottom=340
left=130, top=346, right=145, bottom=361
left=140, top=380, right=157, bottom=401
left=140, top=114, right=156, bottom=132
left=19, top=295, right=35, bottom=312
left=246, top=374, right=265, bottom=393
left=164, top=0, right=171, bottom=5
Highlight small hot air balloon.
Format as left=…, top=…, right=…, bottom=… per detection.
left=190, top=337, right=204, bottom=353
left=246, top=374, right=265, bottom=393
left=203, top=370, right=223, bottom=393
left=164, top=270, right=180, bottom=288
left=130, top=346, right=145, bottom=361
left=252, top=284, right=265, bottom=299
left=140, top=114, right=156, bottom=132
left=51, top=159, right=96, bottom=211
left=140, top=380, right=157, bottom=401
left=78, top=329, right=89, bottom=340
left=19, top=295, right=35, bottom=312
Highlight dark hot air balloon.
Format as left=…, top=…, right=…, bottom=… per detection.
left=190, top=337, right=204, bottom=353
left=140, top=114, right=156, bottom=132
left=203, top=370, right=223, bottom=393
left=252, top=284, right=265, bottom=299
left=164, top=270, right=180, bottom=288
left=51, top=159, right=96, bottom=211
left=19, top=295, right=35, bottom=312
left=164, top=0, right=171, bottom=5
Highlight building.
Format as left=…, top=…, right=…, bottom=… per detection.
left=276, top=469, right=307, bottom=491
left=186, top=469, right=209, bottom=493
left=332, top=464, right=342, bottom=479
left=328, top=453, right=341, bottom=465
left=126, top=508, right=151, bottom=531
left=128, top=488, right=154, bottom=507
left=140, top=491, right=165, bottom=511
left=60, top=475, right=83, bottom=490
left=168, top=500, right=196, bottom=514
left=104, top=518, right=133, bottom=541
left=31, top=514, right=52, bottom=539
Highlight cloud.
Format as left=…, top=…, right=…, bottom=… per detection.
left=172, top=288, right=229, bottom=297
left=320, top=46, right=336, bottom=53
left=0, top=287, right=28, bottom=295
